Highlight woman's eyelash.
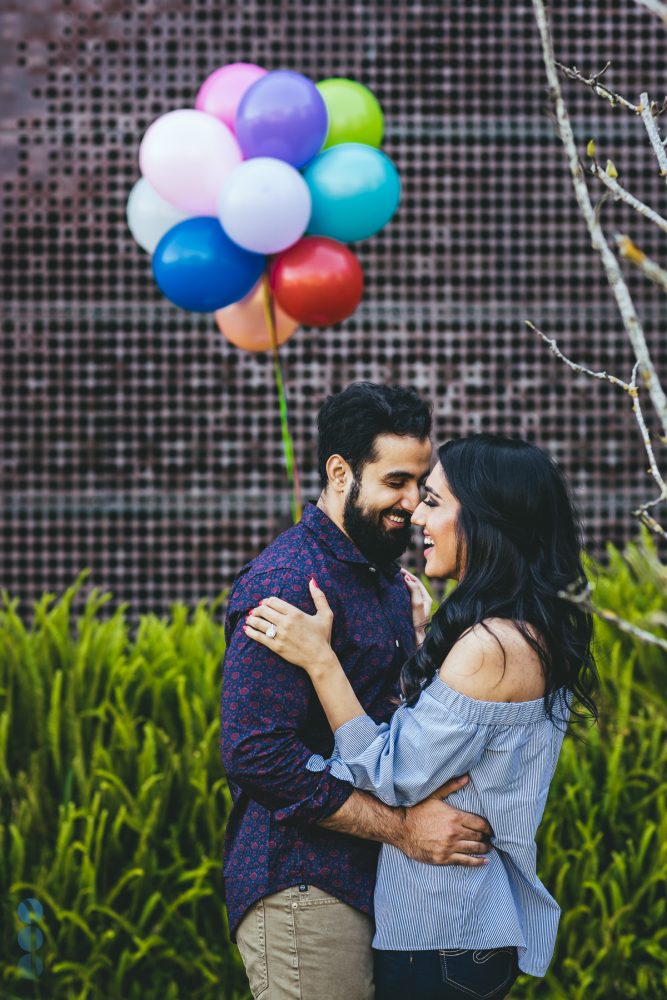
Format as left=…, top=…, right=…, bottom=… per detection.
left=422, top=497, right=437, bottom=507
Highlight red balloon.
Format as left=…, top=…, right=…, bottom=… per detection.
left=270, top=236, right=364, bottom=327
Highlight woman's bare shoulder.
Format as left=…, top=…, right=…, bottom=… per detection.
left=438, top=618, right=545, bottom=702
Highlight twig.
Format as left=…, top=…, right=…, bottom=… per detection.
left=532, top=0, right=667, bottom=440
left=555, top=61, right=639, bottom=112
left=526, top=322, right=631, bottom=391
left=526, top=326, right=667, bottom=533
left=616, top=233, right=667, bottom=293
left=634, top=0, right=667, bottom=24
left=560, top=580, right=667, bottom=651
left=589, top=163, right=667, bottom=235
left=639, top=92, right=667, bottom=177
left=627, top=361, right=667, bottom=534
left=634, top=505, right=667, bottom=537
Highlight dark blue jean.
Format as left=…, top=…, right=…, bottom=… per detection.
left=373, top=947, right=519, bottom=1000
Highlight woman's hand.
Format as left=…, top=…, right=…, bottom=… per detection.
left=400, top=568, right=433, bottom=644
left=244, top=578, right=336, bottom=674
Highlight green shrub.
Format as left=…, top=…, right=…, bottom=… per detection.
left=0, top=575, right=248, bottom=999
left=1, top=536, right=666, bottom=999
left=512, top=533, right=667, bottom=999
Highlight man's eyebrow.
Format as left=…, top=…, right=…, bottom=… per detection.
left=382, top=470, right=412, bottom=479
left=424, top=483, right=442, bottom=499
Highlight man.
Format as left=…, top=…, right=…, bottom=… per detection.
left=220, top=383, right=492, bottom=1000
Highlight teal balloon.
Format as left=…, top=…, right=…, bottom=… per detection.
left=303, top=143, right=401, bottom=243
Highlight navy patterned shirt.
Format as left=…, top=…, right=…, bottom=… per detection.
left=220, top=502, right=416, bottom=940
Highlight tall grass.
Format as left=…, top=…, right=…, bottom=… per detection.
left=0, top=575, right=247, bottom=999
left=512, top=535, right=667, bottom=998
left=1, top=536, right=665, bottom=999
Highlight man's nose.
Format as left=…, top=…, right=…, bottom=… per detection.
left=399, top=485, right=421, bottom=513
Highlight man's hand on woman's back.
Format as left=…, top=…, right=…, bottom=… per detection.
left=321, top=774, right=492, bottom=866
left=397, top=775, right=492, bottom=866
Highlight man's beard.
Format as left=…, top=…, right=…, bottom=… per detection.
left=343, top=478, right=412, bottom=566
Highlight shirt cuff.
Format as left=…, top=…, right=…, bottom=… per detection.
left=306, top=753, right=357, bottom=784
left=272, top=764, right=354, bottom=824
left=333, top=714, right=383, bottom=759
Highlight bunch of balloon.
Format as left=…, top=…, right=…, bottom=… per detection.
left=127, top=64, right=401, bottom=524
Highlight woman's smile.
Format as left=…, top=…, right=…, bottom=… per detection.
left=411, top=463, right=460, bottom=579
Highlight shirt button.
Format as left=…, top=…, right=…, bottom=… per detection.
left=369, top=566, right=376, bottom=573
left=395, top=639, right=400, bottom=648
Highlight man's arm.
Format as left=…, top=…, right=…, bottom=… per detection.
left=321, top=779, right=492, bottom=867
left=221, top=566, right=356, bottom=823
left=222, top=567, right=492, bottom=861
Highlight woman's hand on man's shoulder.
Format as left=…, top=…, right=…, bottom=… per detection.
left=438, top=619, right=545, bottom=702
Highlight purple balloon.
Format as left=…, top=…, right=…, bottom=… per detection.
left=235, top=70, right=328, bottom=168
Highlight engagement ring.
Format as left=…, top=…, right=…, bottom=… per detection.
left=266, top=624, right=277, bottom=639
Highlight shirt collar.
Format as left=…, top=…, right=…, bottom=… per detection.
left=301, top=502, right=402, bottom=579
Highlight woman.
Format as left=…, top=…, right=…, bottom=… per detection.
left=244, top=434, right=598, bottom=1000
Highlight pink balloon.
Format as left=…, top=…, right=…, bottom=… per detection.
left=139, top=109, right=242, bottom=215
left=195, top=63, right=268, bottom=131
left=215, top=280, right=298, bottom=353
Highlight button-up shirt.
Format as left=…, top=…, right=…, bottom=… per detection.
left=308, top=676, right=571, bottom=977
left=220, top=502, right=415, bottom=940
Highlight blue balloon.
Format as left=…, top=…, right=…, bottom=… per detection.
left=303, top=143, right=401, bottom=243
left=152, top=217, right=265, bottom=312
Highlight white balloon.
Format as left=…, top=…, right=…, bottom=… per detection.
left=126, top=178, right=190, bottom=254
left=217, top=157, right=312, bottom=255
left=139, top=108, right=242, bottom=215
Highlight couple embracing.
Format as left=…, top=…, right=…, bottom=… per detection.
left=220, top=382, right=597, bottom=1000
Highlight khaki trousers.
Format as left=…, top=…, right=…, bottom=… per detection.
left=235, top=884, right=375, bottom=1000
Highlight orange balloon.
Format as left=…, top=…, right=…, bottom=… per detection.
left=215, top=280, right=299, bottom=352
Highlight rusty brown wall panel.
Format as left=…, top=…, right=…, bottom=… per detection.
left=2, top=1, right=666, bottom=616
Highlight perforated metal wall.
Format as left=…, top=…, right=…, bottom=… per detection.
left=2, top=1, right=666, bottom=616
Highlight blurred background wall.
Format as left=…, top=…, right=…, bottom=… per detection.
left=2, top=0, right=666, bottom=617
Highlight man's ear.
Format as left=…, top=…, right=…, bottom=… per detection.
left=325, top=454, right=351, bottom=493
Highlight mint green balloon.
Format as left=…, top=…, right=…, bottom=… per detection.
left=317, top=78, right=384, bottom=149
left=304, top=143, right=400, bottom=243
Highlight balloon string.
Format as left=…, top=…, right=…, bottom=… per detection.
left=262, top=273, right=303, bottom=524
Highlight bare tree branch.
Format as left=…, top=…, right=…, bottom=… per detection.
left=627, top=362, right=667, bottom=534
left=633, top=504, right=667, bottom=537
left=555, top=61, right=639, bottom=111
left=589, top=162, right=667, bottom=234
left=526, top=325, right=667, bottom=535
left=532, top=0, right=667, bottom=439
left=634, top=0, right=667, bottom=24
left=560, top=580, right=667, bottom=651
left=616, top=233, right=667, bottom=293
left=525, top=321, right=631, bottom=390
left=639, top=92, right=667, bottom=177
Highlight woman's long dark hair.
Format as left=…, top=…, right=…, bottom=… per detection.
left=400, top=434, right=598, bottom=724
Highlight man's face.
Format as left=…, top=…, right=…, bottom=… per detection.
left=343, top=434, right=432, bottom=565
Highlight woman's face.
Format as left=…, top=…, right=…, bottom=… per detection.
left=411, top=462, right=462, bottom=579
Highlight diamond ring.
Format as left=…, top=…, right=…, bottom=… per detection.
left=266, top=624, right=278, bottom=639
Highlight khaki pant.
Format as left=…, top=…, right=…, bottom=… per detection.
left=236, top=884, right=375, bottom=1000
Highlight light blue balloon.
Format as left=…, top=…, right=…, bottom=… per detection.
left=303, top=143, right=401, bottom=243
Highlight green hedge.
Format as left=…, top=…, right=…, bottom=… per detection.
left=0, top=581, right=248, bottom=999
left=1, top=537, right=666, bottom=999
left=512, top=537, right=667, bottom=998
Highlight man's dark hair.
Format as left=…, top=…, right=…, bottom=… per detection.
left=317, top=382, right=432, bottom=488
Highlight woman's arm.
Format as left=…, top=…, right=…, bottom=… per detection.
left=299, top=646, right=367, bottom=733
left=244, top=579, right=368, bottom=732
left=247, top=588, right=542, bottom=809
left=245, top=582, right=486, bottom=807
